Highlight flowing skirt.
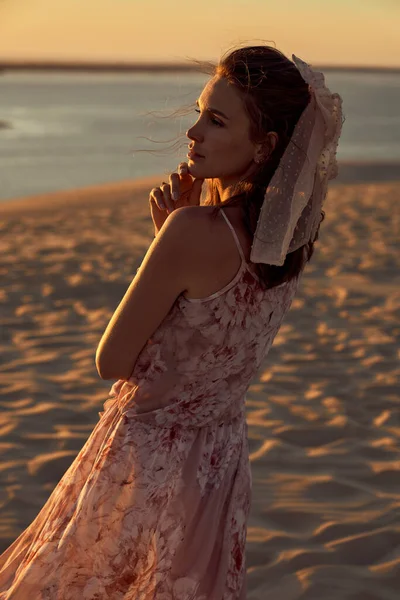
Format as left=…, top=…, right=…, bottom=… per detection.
left=0, top=387, right=251, bottom=599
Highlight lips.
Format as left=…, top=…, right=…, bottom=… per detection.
left=188, top=148, right=204, bottom=157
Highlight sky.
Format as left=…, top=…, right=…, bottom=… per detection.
left=0, top=0, right=399, bottom=67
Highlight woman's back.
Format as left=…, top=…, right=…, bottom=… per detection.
left=113, top=206, right=302, bottom=429
left=183, top=205, right=262, bottom=301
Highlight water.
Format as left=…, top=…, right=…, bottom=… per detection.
left=0, top=70, right=399, bottom=202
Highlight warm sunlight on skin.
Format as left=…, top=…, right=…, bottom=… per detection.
left=186, top=76, right=278, bottom=202
left=0, top=0, right=399, bottom=66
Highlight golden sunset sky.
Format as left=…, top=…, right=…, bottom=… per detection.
left=0, top=0, right=399, bottom=66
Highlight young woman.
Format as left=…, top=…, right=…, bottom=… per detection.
left=0, top=44, right=343, bottom=599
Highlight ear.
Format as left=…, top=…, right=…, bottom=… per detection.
left=254, top=131, right=279, bottom=163
left=267, top=131, right=279, bottom=153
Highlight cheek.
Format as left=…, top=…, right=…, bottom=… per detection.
left=220, top=137, right=253, bottom=167
left=213, top=133, right=243, bottom=159
left=192, top=130, right=253, bottom=176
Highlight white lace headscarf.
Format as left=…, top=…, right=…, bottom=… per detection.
left=250, top=55, right=344, bottom=266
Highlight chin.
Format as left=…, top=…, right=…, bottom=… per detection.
left=187, top=163, right=202, bottom=176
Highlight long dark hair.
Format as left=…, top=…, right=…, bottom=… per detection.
left=136, top=43, right=326, bottom=290
left=198, top=44, right=324, bottom=290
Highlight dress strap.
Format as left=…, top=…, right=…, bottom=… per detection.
left=219, top=208, right=246, bottom=263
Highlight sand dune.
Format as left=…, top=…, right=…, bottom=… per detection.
left=0, top=175, right=399, bottom=598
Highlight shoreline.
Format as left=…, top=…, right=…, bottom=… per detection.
left=1, top=161, right=400, bottom=217
left=0, top=174, right=164, bottom=216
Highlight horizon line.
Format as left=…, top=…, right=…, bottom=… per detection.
left=1, top=59, right=400, bottom=74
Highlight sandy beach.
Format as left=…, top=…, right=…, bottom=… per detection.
left=0, top=170, right=399, bottom=598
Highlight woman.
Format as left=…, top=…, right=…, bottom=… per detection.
left=0, top=45, right=343, bottom=599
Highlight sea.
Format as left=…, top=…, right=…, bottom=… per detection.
left=0, top=69, right=399, bottom=202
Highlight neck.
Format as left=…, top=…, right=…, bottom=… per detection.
left=215, top=162, right=258, bottom=203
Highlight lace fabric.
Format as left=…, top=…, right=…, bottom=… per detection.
left=250, top=54, right=344, bottom=266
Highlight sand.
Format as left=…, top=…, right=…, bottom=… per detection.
left=0, top=171, right=399, bottom=598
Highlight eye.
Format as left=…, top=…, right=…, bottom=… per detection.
left=195, top=108, right=223, bottom=127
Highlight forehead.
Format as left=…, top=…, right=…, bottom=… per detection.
left=199, top=76, right=244, bottom=117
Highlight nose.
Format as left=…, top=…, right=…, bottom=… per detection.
left=186, top=125, right=203, bottom=144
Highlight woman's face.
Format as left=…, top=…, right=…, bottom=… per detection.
left=186, top=76, right=261, bottom=190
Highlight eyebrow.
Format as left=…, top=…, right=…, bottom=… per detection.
left=195, top=99, right=230, bottom=120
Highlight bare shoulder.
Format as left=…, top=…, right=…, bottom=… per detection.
left=171, top=205, right=244, bottom=299
left=171, top=205, right=229, bottom=260
left=157, top=206, right=220, bottom=268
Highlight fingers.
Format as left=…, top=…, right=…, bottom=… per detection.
left=178, top=162, right=189, bottom=175
left=169, top=173, right=180, bottom=201
left=149, top=189, right=164, bottom=211
left=170, top=162, right=190, bottom=200
left=149, top=184, right=173, bottom=213
left=178, top=162, right=191, bottom=180
left=149, top=162, right=191, bottom=213
left=160, top=182, right=174, bottom=212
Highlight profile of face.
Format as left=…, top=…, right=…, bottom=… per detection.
left=186, top=76, right=274, bottom=189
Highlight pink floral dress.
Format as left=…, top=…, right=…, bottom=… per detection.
left=0, top=209, right=301, bottom=599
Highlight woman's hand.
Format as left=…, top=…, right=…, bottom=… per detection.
left=149, top=162, right=204, bottom=235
